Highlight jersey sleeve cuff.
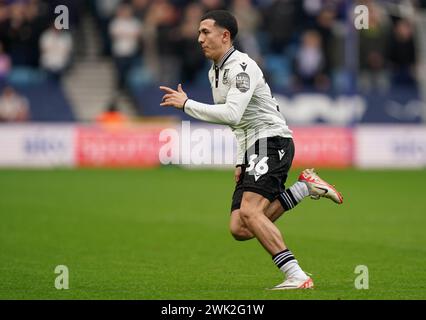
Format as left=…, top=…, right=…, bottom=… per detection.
left=182, top=98, right=189, bottom=113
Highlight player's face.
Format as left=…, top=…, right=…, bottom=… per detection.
left=198, top=19, right=227, bottom=62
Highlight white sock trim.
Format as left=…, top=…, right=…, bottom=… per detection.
left=289, top=181, right=309, bottom=202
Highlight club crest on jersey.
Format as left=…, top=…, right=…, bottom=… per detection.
left=236, top=72, right=250, bottom=93
left=223, top=69, right=229, bottom=84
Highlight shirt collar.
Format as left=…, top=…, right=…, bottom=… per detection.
left=215, top=46, right=236, bottom=70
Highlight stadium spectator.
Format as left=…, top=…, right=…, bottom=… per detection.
left=5, top=1, right=44, bottom=68
left=302, top=0, right=325, bottom=27
left=109, top=3, right=142, bottom=90
left=0, top=42, right=11, bottom=80
left=292, top=30, right=330, bottom=91
left=176, top=2, right=206, bottom=84
left=389, top=18, right=417, bottom=87
left=94, top=0, right=122, bottom=56
left=96, top=102, right=129, bottom=125
left=39, top=24, right=73, bottom=81
left=0, top=3, right=9, bottom=43
left=314, top=7, right=337, bottom=78
left=231, top=0, right=262, bottom=64
left=132, top=0, right=150, bottom=20
left=358, top=0, right=391, bottom=92
left=0, top=86, right=29, bottom=122
left=261, top=0, right=302, bottom=54
left=143, top=0, right=180, bottom=85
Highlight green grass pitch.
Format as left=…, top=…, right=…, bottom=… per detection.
left=1, top=167, right=425, bottom=300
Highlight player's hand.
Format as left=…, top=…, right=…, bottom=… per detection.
left=234, top=166, right=242, bottom=183
left=159, top=84, right=188, bottom=109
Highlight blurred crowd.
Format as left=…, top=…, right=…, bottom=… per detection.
left=0, top=0, right=81, bottom=82
left=92, top=0, right=424, bottom=93
left=0, top=0, right=80, bottom=121
left=0, top=0, right=425, bottom=122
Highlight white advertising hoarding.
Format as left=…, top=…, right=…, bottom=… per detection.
left=355, top=126, right=426, bottom=168
left=0, top=124, right=75, bottom=167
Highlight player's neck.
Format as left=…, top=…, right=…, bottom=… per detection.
left=214, top=45, right=234, bottom=66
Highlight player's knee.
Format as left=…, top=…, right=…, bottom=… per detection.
left=229, top=224, right=252, bottom=241
left=229, top=218, right=252, bottom=241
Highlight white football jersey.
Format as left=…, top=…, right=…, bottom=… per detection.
left=184, top=47, right=293, bottom=164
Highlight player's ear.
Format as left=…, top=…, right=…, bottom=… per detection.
left=222, top=30, right=231, bottom=43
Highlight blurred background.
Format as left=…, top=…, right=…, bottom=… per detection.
left=0, top=0, right=425, bottom=168
left=1, top=0, right=426, bottom=300
left=0, top=0, right=424, bottom=121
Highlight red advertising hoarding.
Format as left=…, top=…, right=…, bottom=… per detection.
left=76, top=125, right=166, bottom=167
left=292, top=127, right=353, bottom=168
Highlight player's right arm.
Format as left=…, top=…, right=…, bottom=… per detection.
left=183, top=64, right=258, bottom=126
left=159, top=81, right=251, bottom=126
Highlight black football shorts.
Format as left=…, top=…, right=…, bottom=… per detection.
left=231, top=136, right=295, bottom=212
